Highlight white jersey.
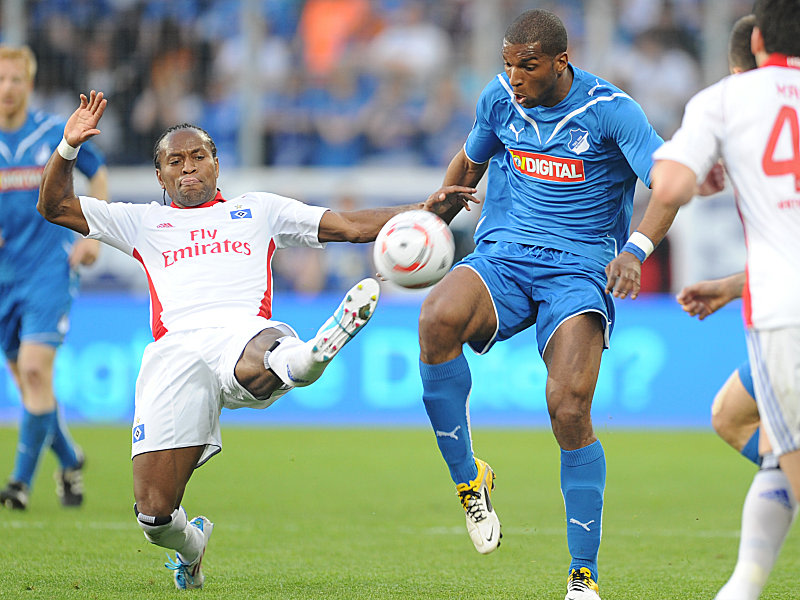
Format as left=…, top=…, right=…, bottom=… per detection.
left=80, top=191, right=327, bottom=339
left=654, top=55, right=800, bottom=330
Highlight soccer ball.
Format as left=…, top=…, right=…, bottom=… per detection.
left=373, top=210, right=455, bottom=289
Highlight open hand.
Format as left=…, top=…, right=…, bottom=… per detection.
left=63, top=91, right=107, bottom=148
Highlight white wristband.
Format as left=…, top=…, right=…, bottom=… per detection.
left=626, top=231, right=655, bottom=259
left=57, top=138, right=79, bottom=160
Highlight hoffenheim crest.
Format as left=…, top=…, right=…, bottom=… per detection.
left=567, top=129, right=590, bottom=155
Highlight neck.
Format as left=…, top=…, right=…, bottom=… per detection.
left=0, top=107, right=26, bottom=132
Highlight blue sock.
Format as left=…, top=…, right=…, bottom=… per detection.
left=12, top=408, right=57, bottom=488
left=561, top=440, right=606, bottom=582
left=740, top=429, right=762, bottom=466
left=420, top=354, right=477, bottom=484
left=49, top=406, right=80, bottom=469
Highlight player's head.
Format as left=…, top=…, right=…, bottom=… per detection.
left=728, top=15, right=757, bottom=73
left=501, top=9, right=570, bottom=109
left=154, top=124, right=220, bottom=208
left=753, top=0, right=800, bottom=58
left=0, top=46, right=36, bottom=121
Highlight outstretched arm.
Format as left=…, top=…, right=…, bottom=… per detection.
left=676, top=271, right=746, bottom=320
left=38, top=91, right=107, bottom=236
left=317, top=182, right=478, bottom=244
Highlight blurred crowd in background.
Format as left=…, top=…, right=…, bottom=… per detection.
left=17, top=0, right=753, bottom=294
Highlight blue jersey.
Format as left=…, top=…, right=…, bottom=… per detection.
left=465, top=65, right=663, bottom=265
left=0, top=110, right=104, bottom=284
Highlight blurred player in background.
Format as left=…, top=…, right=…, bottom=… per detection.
left=0, top=46, right=108, bottom=510
left=605, top=1, right=800, bottom=597
left=676, top=15, right=761, bottom=468
left=38, top=90, right=473, bottom=590
left=416, top=9, right=663, bottom=599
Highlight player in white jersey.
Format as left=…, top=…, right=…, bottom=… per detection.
left=606, top=1, right=800, bottom=597
left=36, top=90, right=476, bottom=590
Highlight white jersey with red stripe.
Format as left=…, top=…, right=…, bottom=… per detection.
left=654, top=54, right=800, bottom=330
left=79, top=191, right=327, bottom=339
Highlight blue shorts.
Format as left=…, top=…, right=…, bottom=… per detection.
left=737, top=359, right=755, bottom=398
left=457, top=241, right=614, bottom=357
left=0, top=274, right=75, bottom=360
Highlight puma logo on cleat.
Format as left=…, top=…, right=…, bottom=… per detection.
left=435, top=425, right=461, bottom=440
left=569, top=518, right=595, bottom=532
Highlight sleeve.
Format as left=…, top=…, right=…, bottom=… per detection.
left=603, top=94, right=664, bottom=187
left=79, top=196, right=146, bottom=255
left=260, top=193, right=329, bottom=249
left=74, top=140, right=106, bottom=180
left=652, top=82, right=725, bottom=183
left=463, top=81, right=504, bottom=164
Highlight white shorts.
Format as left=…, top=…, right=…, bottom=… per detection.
left=746, top=326, right=800, bottom=457
left=131, top=317, right=295, bottom=466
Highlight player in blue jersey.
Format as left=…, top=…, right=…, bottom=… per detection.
left=416, top=10, right=663, bottom=600
left=0, top=46, right=108, bottom=510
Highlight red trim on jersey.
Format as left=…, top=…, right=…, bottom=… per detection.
left=762, top=54, right=800, bottom=70
left=742, top=265, right=753, bottom=328
left=170, top=189, right=226, bottom=209
left=734, top=191, right=754, bottom=328
left=133, top=249, right=168, bottom=340
left=257, top=238, right=277, bottom=320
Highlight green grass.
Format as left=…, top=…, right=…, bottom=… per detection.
left=0, top=426, right=798, bottom=599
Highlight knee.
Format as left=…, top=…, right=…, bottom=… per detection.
left=419, top=295, right=465, bottom=351
left=548, top=399, right=590, bottom=431
left=16, top=362, right=50, bottom=393
left=547, top=388, right=594, bottom=447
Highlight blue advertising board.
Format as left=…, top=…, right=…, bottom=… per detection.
left=0, top=292, right=747, bottom=428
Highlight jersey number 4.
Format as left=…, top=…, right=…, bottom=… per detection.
left=762, top=105, right=800, bottom=191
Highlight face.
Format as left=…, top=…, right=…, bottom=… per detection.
left=0, top=58, right=32, bottom=121
left=155, top=129, right=219, bottom=208
left=502, top=41, right=569, bottom=109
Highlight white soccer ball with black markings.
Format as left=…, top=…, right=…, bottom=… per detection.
left=373, top=210, right=455, bottom=289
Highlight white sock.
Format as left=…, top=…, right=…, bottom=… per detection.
left=267, top=337, right=328, bottom=388
left=715, top=467, right=798, bottom=600
left=139, top=507, right=205, bottom=565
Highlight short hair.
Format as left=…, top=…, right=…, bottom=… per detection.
left=728, top=15, right=757, bottom=72
left=0, top=45, right=37, bottom=81
left=504, top=9, right=568, bottom=57
left=153, top=124, right=217, bottom=169
left=754, top=0, right=800, bottom=57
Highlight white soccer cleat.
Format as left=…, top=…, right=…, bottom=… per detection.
left=565, top=567, right=601, bottom=600
left=165, top=516, right=214, bottom=590
left=456, top=458, right=502, bottom=554
left=268, top=278, right=380, bottom=387
left=310, top=278, right=379, bottom=363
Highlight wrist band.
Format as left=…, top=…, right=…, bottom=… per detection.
left=622, top=231, right=655, bottom=263
left=57, top=138, right=79, bottom=160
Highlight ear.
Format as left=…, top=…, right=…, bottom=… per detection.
left=751, top=26, right=766, bottom=64
left=155, top=169, right=165, bottom=189
left=554, top=51, right=569, bottom=75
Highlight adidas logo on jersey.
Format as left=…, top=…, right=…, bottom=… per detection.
left=157, top=223, right=174, bottom=228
